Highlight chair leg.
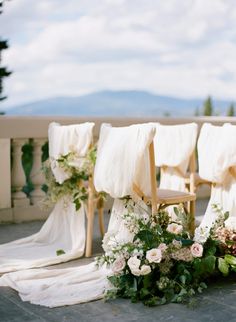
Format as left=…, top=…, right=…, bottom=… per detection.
left=85, top=179, right=95, bottom=258
left=98, top=207, right=105, bottom=237
left=189, top=200, right=195, bottom=236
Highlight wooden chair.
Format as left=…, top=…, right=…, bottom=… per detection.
left=133, top=141, right=196, bottom=235
left=85, top=175, right=105, bottom=257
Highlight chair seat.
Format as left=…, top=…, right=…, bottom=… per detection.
left=154, top=189, right=196, bottom=205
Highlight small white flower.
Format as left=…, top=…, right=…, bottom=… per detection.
left=167, top=223, right=183, bottom=235
left=140, top=265, right=151, bottom=275
left=102, top=231, right=116, bottom=252
left=194, top=226, right=209, bottom=244
left=172, top=239, right=182, bottom=249
left=146, top=248, right=162, bottom=263
left=112, top=257, right=126, bottom=274
left=127, top=256, right=141, bottom=271
left=190, top=242, right=203, bottom=258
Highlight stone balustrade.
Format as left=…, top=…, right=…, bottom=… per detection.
left=1, top=115, right=235, bottom=223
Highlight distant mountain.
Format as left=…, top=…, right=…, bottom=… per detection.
left=5, top=90, right=234, bottom=116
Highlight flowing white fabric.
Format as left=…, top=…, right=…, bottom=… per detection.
left=0, top=122, right=94, bottom=274
left=153, top=123, right=198, bottom=191
left=0, top=123, right=156, bottom=307
left=198, top=123, right=236, bottom=229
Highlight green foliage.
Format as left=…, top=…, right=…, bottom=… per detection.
left=0, top=2, right=12, bottom=101
left=41, top=146, right=106, bottom=211
left=203, top=96, right=213, bottom=116
left=99, top=201, right=236, bottom=307
left=227, top=103, right=235, bottom=117
left=56, top=249, right=65, bottom=256
left=218, top=258, right=229, bottom=276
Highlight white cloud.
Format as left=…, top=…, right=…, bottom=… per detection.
left=1, top=0, right=236, bottom=108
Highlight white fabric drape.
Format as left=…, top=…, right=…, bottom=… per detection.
left=199, top=123, right=236, bottom=229
left=153, top=123, right=198, bottom=191
left=0, top=123, right=156, bottom=307
left=0, top=122, right=94, bottom=274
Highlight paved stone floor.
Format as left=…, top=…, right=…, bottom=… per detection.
left=1, top=200, right=236, bottom=322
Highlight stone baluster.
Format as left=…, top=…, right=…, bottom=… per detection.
left=11, top=139, right=30, bottom=207
left=30, top=138, right=46, bottom=205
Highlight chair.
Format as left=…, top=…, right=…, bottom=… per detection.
left=198, top=123, right=236, bottom=230
left=133, top=141, right=196, bottom=234
left=152, top=123, right=198, bottom=228
left=85, top=174, right=105, bottom=257
left=0, top=122, right=96, bottom=273
left=93, top=123, right=196, bottom=239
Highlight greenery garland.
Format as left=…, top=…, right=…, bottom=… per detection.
left=41, top=146, right=106, bottom=211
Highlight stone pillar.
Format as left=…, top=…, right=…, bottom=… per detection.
left=11, top=139, right=30, bottom=207
left=30, top=138, right=46, bottom=205
left=0, top=139, right=11, bottom=209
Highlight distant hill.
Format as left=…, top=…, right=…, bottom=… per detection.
left=5, top=90, right=234, bottom=116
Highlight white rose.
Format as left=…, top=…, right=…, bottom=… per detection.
left=131, top=268, right=141, bottom=276
left=146, top=248, right=162, bottom=263
left=127, top=256, right=141, bottom=271
left=140, top=265, right=151, bottom=276
left=167, top=223, right=183, bottom=235
left=190, top=242, right=203, bottom=258
left=112, top=257, right=126, bottom=274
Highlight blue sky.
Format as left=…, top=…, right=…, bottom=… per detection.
left=1, top=0, right=236, bottom=109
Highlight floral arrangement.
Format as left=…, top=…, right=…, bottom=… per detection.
left=96, top=202, right=236, bottom=306
left=41, top=146, right=106, bottom=211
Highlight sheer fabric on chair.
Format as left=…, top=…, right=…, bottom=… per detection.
left=198, top=123, right=236, bottom=230
left=152, top=123, right=197, bottom=226
left=154, top=123, right=198, bottom=192
left=0, top=122, right=94, bottom=274
left=0, top=123, right=156, bottom=307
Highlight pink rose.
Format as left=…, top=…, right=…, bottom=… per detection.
left=190, top=242, right=203, bottom=258
left=112, top=257, right=126, bottom=274
left=167, top=223, right=183, bottom=235
left=158, top=243, right=168, bottom=253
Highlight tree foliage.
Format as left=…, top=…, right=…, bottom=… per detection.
left=203, top=96, right=213, bottom=116
left=0, top=0, right=12, bottom=102
left=227, top=103, right=235, bottom=117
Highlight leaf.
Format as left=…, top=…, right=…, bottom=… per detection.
left=224, top=254, right=236, bottom=266
left=224, top=211, right=229, bottom=221
left=179, top=275, right=186, bottom=285
left=179, top=239, right=194, bottom=247
left=203, top=255, right=216, bottom=274
left=75, top=200, right=81, bottom=211
left=218, top=258, right=229, bottom=276
left=56, top=249, right=65, bottom=256
left=173, top=207, right=179, bottom=216
left=140, top=288, right=150, bottom=299
left=134, top=230, right=156, bottom=248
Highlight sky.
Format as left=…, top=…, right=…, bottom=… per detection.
left=1, top=0, right=236, bottom=109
